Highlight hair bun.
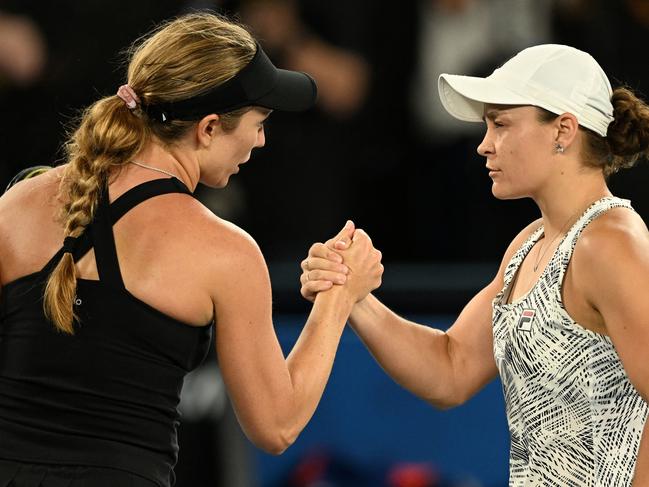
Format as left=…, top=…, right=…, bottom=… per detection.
left=607, top=87, right=649, bottom=158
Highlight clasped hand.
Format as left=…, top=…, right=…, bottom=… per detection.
left=300, top=220, right=383, bottom=303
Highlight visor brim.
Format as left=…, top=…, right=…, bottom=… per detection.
left=256, top=69, right=317, bottom=112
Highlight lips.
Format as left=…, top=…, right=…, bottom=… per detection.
left=486, top=165, right=501, bottom=178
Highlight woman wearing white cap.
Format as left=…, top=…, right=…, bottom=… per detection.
left=301, top=44, right=649, bottom=485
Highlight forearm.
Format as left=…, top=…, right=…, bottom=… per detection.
left=284, top=286, right=354, bottom=439
left=348, top=294, right=460, bottom=408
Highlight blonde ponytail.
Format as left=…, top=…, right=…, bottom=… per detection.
left=44, top=96, right=148, bottom=333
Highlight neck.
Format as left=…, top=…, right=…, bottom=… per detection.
left=534, top=168, right=610, bottom=237
left=129, top=141, right=200, bottom=191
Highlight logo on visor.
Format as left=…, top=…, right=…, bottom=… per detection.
left=517, top=309, right=535, bottom=332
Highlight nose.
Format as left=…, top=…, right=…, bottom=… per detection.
left=477, top=128, right=494, bottom=157
left=256, top=127, right=266, bottom=148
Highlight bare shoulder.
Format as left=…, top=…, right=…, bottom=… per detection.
left=0, top=166, right=62, bottom=241
left=0, top=166, right=64, bottom=282
left=0, top=165, right=62, bottom=212
left=573, top=207, right=649, bottom=299
left=180, top=208, right=272, bottom=310
left=180, top=201, right=264, bottom=260
left=576, top=206, right=649, bottom=265
left=171, top=200, right=269, bottom=281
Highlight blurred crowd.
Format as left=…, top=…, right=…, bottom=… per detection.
left=1, top=0, right=648, bottom=265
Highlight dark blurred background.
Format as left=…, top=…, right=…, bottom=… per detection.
left=1, top=0, right=647, bottom=486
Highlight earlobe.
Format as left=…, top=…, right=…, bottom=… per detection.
left=555, top=112, right=579, bottom=150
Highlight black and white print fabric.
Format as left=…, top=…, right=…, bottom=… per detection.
left=492, top=197, right=648, bottom=486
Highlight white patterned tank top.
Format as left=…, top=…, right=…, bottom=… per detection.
left=492, top=196, right=648, bottom=486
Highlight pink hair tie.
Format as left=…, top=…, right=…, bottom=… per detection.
left=116, top=84, right=140, bottom=109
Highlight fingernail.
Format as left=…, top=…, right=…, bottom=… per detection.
left=336, top=275, right=347, bottom=284
left=331, top=253, right=343, bottom=263
left=341, top=265, right=349, bottom=274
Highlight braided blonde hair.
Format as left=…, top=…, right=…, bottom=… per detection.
left=45, top=13, right=256, bottom=333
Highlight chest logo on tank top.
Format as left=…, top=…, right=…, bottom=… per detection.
left=517, top=309, right=535, bottom=332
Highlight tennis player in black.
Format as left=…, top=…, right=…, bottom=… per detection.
left=0, top=13, right=383, bottom=486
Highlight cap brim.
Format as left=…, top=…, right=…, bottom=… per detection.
left=438, top=74, right=531, bottom=122
left=256, top=69, right=317, bottom=112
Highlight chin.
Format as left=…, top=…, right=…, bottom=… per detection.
left=212, top=179, right=229, bottom=189
left=491, top=184, right=524, bottom=201
left=199, top=175, right=230, bottom=189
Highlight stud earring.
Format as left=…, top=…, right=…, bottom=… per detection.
left=554, top=143, right=564, bottom=154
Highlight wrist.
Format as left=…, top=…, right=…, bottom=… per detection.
left=314, top=284, right=354, bottom=317
left=348, top=292, right=374, bottom=321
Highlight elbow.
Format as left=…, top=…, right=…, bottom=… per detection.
left=250, top=426, right=299, bottom=455
left=426, top=385, right=470, bottom=410
left=428, top=396, right=464, bottom=410
left=238, top=400, right=304, bottom=455
left=256, top=441, right=288, bottom=456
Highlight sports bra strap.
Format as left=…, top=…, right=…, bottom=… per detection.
left=92, top=184, right=124, bottom=288
left=41, top=178, right=193, bottom=281
left=109, top=177, right=192, bottom=222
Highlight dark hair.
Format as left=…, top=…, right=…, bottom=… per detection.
left=537, top=87, right=649, bottom=177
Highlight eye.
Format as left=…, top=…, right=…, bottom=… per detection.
left=494, top=120, right=504, bottom=128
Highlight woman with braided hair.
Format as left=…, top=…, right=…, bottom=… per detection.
left=302, top=44, right=649, bottom=485
left=0, top=12, right=383, bottom=487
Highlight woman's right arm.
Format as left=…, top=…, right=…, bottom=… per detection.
left=208, top=221, right=382, bottom=454
left=300, top=221, right=540, bottom=409
left=345, top=280, right=501, bottom=408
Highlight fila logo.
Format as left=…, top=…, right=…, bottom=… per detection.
left=517, top=309, right=535, bottom=332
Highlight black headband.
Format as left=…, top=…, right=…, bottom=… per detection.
left=143, top=43, right=317, bottom=123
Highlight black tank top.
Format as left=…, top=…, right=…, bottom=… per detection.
left=0, top=178, right=213, bottom=487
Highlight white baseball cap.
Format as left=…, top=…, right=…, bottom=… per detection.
left=438, top=44, right=614, bottom=136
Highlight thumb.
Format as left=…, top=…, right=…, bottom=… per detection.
left=333, top=220, right=355, bottom=249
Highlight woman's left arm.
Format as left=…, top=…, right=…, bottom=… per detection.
left=578, top=211, right=649, bottom=486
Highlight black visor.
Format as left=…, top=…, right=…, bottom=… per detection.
left=144, top=43, right=317, bottom=122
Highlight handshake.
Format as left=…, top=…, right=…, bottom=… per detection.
left=299, top=220, right=384, bottom=305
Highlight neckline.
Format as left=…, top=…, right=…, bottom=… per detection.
left=501, top=226, right=554, bottom=306
left=499, top=196, right=618, bottom=307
